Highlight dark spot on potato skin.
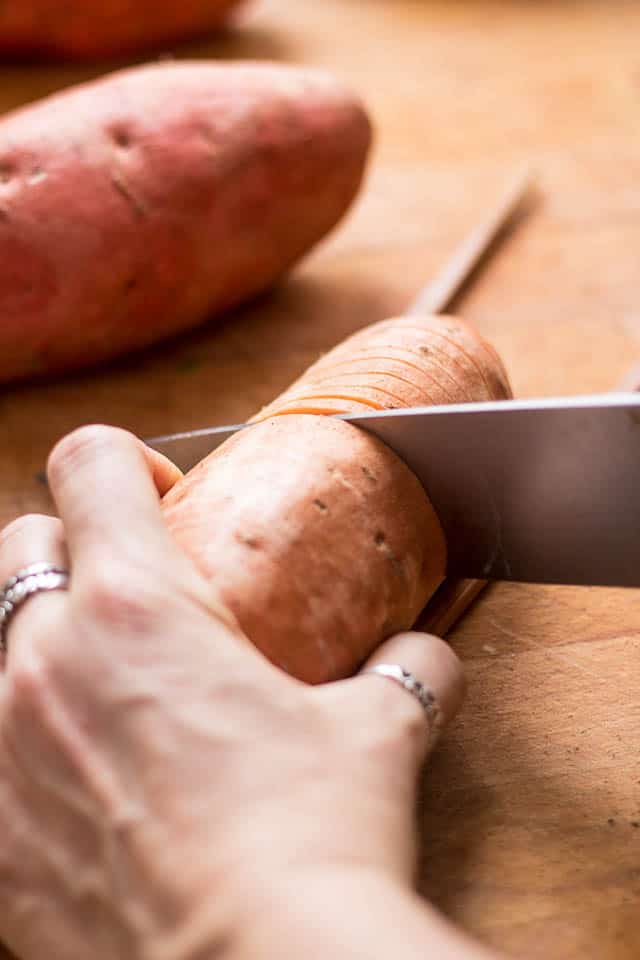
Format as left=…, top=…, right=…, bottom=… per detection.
left=199, top=124, right=220, bottom=148
left=387, top=552, right=406, bottom=579
left=374, top=530, right=405, bottom=579
left=361, top=465, right=376, bottom=483
left=0, top=162, right=14, bottom=184
left=110, top=173, right=147, bottom=219
left=29, top=166, right=47, bottom=184
left=235, top=531, right=261, bottom=549
left=112, top=128, right=133, bottom=149
left=313, top=498, right=328, bottom=514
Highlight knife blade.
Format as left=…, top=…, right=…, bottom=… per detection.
left=147, top=393, right=640, bottom=587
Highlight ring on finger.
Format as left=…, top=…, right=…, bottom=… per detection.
left=0, top=562, right=70, bottom=655
left=364, top=663, right=443, bottom=742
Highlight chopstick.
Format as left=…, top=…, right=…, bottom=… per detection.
left=408, top=166, right=532, bottom=317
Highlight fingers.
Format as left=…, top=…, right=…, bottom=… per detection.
left=0, top=515, right=69, bottom=665
left=0, top=514, right=68, bottom=585
left=141, top=443, right=184, bottom=497
left=47, top=425, right=181, bottom=569
left=326, top=632, right=465, bottom=772
left=362, top=632, right=466, bottom=760
left=314, top=633, right=465, bottom=883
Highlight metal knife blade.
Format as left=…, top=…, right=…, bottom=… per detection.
left=147, top=393, right=640, bottom=587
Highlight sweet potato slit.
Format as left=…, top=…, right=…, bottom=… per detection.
left=163, top=314, right=512, bottom=684
left=319, top=350, right=467, bottom=398
left=302, top=366, right=458, bottom=405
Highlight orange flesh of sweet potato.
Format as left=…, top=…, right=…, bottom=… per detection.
left=162, top=315, right=512, bottom=684
left=0, top=0, right=245, bottom=59
left=0, top=61, right=371, bottom=382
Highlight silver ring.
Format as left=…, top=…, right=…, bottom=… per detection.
left=0, top=562, right=70, bottom=654
left=364, top=664, right=443, bottom=742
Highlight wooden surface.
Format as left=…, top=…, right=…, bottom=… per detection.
left=1, top=1, right=640, bottom=957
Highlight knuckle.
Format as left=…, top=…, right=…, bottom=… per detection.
left=82, top=569, right=157, bottom=631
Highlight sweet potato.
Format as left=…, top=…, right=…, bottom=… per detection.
left=162, top=315, right=512, bottom=684
left=0, top=62, right=371, bottom=383
left=0, top=1, right=245, bottom=60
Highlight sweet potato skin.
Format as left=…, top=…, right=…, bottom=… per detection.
left=163, top=415, right=446, bottom=683
left=162, top=315, right=512, bottom=684
left=0, top=1, right=245, bottom=60
left=0, top=62, right=371, bottom=382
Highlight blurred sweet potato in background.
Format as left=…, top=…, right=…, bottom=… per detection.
left=0, top=0, right=247, bottom=60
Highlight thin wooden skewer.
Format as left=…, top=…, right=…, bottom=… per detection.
left=408, top=165, right=532, bottom=317
left=410, top=167, right=532, bottom=636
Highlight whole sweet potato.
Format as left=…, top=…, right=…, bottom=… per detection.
left=162, top=315, right=512, bottom=684
left=0, top=62, right=371, bottom=383
left=0, top=1, right=245, bottom=60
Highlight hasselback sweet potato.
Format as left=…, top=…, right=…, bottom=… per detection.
left=162, top=315, right=512, bottom=684
left=0, top=62, right=371, bottom=383
left=0, top=1, right=245, bottom=60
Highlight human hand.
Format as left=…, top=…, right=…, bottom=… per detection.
left=0, top=425, right=467, bottom=960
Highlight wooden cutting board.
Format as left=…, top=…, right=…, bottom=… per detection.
left=1, top=1, right=639, bottom=957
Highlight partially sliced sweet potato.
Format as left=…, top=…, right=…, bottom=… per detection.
left=162, top=315, right=512, bottom=684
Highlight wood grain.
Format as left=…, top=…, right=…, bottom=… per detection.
left=1, top=1, right=640, bottom=958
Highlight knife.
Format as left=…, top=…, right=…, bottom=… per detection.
left=148, top=393, right=640, bottom=587
left=148, top=170, right=640, bottom=590
left=147, top=170, right=535, bottom=636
